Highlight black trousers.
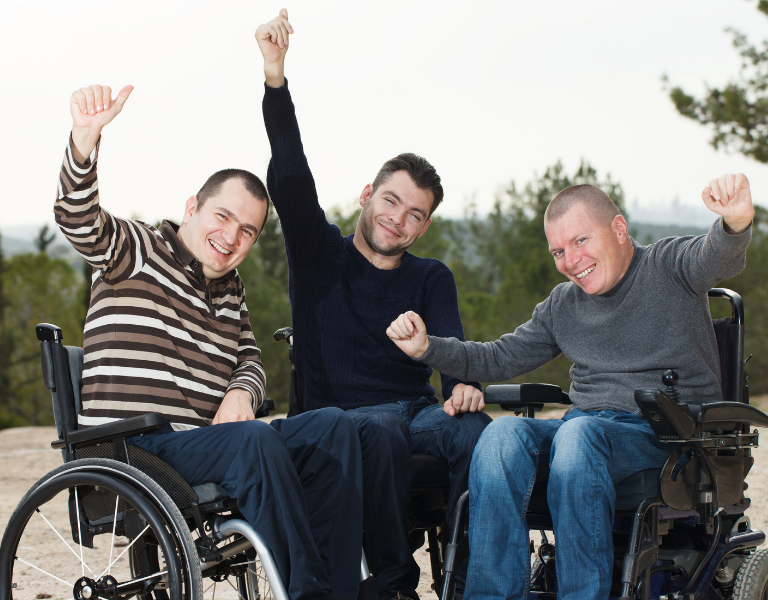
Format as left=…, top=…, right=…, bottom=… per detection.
left=128, top=408, right=363, bottom=600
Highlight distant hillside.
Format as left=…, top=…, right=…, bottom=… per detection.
left=629, top=222, right=709, bottom=245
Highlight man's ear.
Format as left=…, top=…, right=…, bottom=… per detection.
left=418, top=218, right=433, bottom=238
left=183, top=195, right=198, bottom=224
left=612, top=214, right=629, bottom=243
left=359, top=184, right=373, bottom=208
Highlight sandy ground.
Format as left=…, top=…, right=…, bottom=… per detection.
left=1, top=400, right=767, bottom=599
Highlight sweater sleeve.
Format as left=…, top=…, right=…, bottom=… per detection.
left=419, top=293, right=563, bottom=383
left=420, top=265, right=482, bottom=398
left=262, top=82, right=332, bottom=270
left=662, top=217, right=751, bottom=295
left=55, top=135, right=156, bottom=284
left=226, top=286, right=267, bottom=411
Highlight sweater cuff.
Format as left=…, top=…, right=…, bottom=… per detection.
left=713, top=216, right=752, bottom=245
left=264, top=78, right=290, bottom=98
left=67, top=133, right=100, bottom=172
left=419, top=335, right=451, bottom=366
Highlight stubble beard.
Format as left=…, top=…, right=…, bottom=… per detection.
left=359, top=206, right=410, bottom=257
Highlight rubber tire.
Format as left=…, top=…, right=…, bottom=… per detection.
left=0, top=458, right=202, bottom=600
left=733, top=548, right=768, bottom=600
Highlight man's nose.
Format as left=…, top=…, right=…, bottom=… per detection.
left=389, top=208, right=406, bottom=226
left=565, top=249, right=581, bottom=271
left=222, top=223, right=239, bottom=245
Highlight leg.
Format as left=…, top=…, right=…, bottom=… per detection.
left=464, top=416, right=563, bottom=600
left=346, top=404, right=418, bottom=600
left=271, top=408, right=363, bottom=600
left=128, top=417, right=350, bottom=600
left=407, top=400, right=492, bottom=591
left=547, top=411, right=671, bottom=600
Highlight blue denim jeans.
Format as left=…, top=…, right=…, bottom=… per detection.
left=465, top=409, right=671, bottom=600
left=346, top=398, right=492, bottom=600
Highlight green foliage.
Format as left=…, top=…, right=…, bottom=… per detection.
left=235, top=211, right=293, bottom=412
left=34, top=225, right=56, bottom=254
left=667, top=3, right=768, bottom=162
left=0, top=253, right=86, bottom=428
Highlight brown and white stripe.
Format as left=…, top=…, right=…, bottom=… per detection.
left=55, top=136, right=266, bottom=430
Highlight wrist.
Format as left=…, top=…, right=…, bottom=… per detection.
left=723, top=215, right=753, bottom=235
left=414, top=337, right=430, bottom=360
left=264, top=61, right=286, bottom=88
left=70, top=127, right=101, bottom=163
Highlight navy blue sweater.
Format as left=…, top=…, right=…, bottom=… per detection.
left=263, top=82, right=477, bottom=411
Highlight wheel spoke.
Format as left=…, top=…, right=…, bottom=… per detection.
left=98, top=524, right=150, bottom=579
left=225, top=575, right=247, bottom=600
left=116, top=569, right=168, bottom=588
left=108, top=494, right=120, bottom=576
left=34, top=508, right=96, bottom=576
left=15, top=556, right=72, bottom=588
left=74, top=487, right=85, bottom=578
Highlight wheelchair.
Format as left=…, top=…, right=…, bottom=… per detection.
left=437, top=288, right=768, bottom=600
left=0, top=323, right=373, bottom=600
left=271, top=328, right=456, bottom=598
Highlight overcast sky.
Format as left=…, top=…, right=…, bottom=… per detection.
left=2, top=0, right=768, bottom=232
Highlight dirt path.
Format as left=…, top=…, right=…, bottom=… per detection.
left=2, top=400, right=767, bottom=599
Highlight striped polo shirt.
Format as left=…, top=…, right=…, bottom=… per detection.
left=55, top=136, right=266, bottom=430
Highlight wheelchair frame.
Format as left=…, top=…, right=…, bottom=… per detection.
left=0, top=322, right=373, bottom=600
left=438, top=288, right=768, bottom=600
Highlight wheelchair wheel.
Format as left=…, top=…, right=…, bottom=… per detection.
left=0, top=458, right=202, bottom=600
left=198, top=543, right=274, bottom=599
left=733, top=549, right=768, bottom=600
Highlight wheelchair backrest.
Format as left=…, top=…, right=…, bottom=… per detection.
left=708, top=288, right=747, bottom=404
left=36, top=323, right=83, bottom=440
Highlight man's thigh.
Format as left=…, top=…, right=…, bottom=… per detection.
left=407, top=399, right=492, bottom=459
left=552, top=411, right=670, bottom=482
left=128, top=419, right=284, bottom=487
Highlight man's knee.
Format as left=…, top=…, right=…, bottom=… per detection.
left=471, top=417, right=537, bottom=478
left=549, top=417, right=610, bottom=482
left=348, top=410, right=410, bottom=459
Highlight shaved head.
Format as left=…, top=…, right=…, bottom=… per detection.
left=545, top=184, right=621, bottom=227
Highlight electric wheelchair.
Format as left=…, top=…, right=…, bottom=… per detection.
left=437, top=288, right=768, bottom=600
left=0, top=323, right=374, bottom=600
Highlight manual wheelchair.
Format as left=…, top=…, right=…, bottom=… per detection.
left=437, top=288, right=768, bottom=600
left=0, top=323, right=373, bottom=600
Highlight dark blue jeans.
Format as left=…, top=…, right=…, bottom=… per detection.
left=466, top=410, right=671, bottom=600
left=128, top=408, right=363, bottom=600
left=346, top=398, right=492, bottom=600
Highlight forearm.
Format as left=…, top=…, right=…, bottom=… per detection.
left=227, top=360, right=266, bottom=411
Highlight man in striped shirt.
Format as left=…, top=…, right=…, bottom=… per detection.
left=56, top=83, right=363, bottom=600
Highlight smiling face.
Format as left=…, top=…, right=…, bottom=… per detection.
left=544, top=202, right=634, bottom=295
left=178, top=178, right=267, bottom=282
left=356, top=170, right=433, bottom=259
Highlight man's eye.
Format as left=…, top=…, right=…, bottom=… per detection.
left=217, top=213, right=226, bottom=220
left=385, top=198, right=395, bottom=205
left=576, top=237, right=587, bottom=245
left=409, top=213, right=421, bottom=222
left=243, top=229, right=253, bottom=238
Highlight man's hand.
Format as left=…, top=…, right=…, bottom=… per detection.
left=212, top=388, right=256, bottom=425
left=255, top=8, right=293, bottom=88
left=70, top=84, right=133, bottom=163
left=387, top=311, right=430, bottom=359
left=443, top=383, right=486, bottom=417
left=702, top=173, right=755, bottom=234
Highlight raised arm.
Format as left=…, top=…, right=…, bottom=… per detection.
left=56, top=84, right=158, bottom=283
left=663, top=173, right=753, bottom=294
left=257, top=10, right=331, bottom=270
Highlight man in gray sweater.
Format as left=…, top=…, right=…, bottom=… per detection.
left=386, top=174, right=754, bottom=600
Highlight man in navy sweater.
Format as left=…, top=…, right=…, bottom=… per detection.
left=256, top=10, right=492, bottom=600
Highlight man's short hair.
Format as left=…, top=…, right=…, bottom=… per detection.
left=545, top=184, right=621, bottom=226
left=197, top=169, right=271, bottom=230
left=371, top=153, right=444, bottom=215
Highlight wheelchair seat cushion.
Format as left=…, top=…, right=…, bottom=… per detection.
left=410, top=454, right=450, bottom=491
left=193, top=482, right=230, bottom=504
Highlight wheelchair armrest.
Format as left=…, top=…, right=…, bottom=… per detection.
left=485, top=384, right=572, bottom=408
left=256, top=398, right=275, bottom=419
left=51, top=412, right=164, bottom=450
left=687, top=401, right=768, bottom=430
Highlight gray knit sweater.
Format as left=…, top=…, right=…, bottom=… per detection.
left=420, top=218, right=751, bottom=413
